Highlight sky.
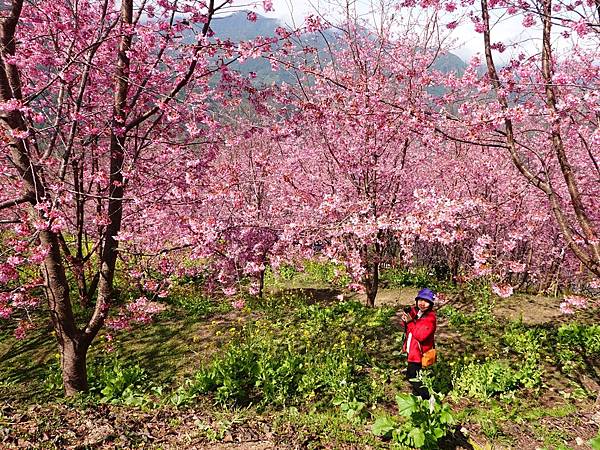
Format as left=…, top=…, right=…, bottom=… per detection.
left=242, top=0, right=542, bottom=63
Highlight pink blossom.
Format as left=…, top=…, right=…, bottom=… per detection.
left=0, top=293, right=13, bottom=319
left=446, top=21, right=458, bottom=29
left=491, top=42, right=506, bottom=53
left=559, top=302, right=574, bottom=315
left=126, top=296, right=165, bottom=316
left=563, top=295, right=588, bottom=309
left=247, top=12, right=257, bottom=22
left=0, top=305, right=13, bottom=319
left=559, top=295, right=591, bottom=315
left=231, top=299, right=245, bottom=309
left=572, top=19, right=589, bottom=37
left=222, top=286, right=237, bottom=296
left=29, top=245, right=49, bottom=264
left=0, top=263, right=19, bottom=283
left=129, top=269, right=143, bottom=279
left=11, top=292, right=39, bottom=309
left=107, top=297, right=165, bottom=330
left=522, top=14, right=535, bottom=27
left=445, top=1, right=457, bottom=11
left=14, top=320, right=35, bottom=340
left=491, top=283, right=513, bottom=298
left=0, top=99, right=22, bottom=112
left=262, top=0, right=273, bottom=12
left=106, top=316, right=131, bottom=331
left=507, top=261, right=526, bottom=273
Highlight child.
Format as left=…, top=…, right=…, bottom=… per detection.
left=400, top=287, right=437, bottom=399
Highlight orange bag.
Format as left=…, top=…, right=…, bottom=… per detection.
left=421, top=348, right=437, bottom=367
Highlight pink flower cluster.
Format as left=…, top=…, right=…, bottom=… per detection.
left=14, top=320, right=35, bottom=340
left=559, top=295, right=589, bottom=315
left=491, top=283, right=514, bottom=298
left=106, top=297, right=166, bottom=331
left=231, top=299, right=246, bottom=309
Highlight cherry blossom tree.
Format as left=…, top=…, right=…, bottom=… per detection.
left=0, top=0, right=268, bottom=394
left=266, top=8, right=485, bottom=306
left=425, top=0, right=600, bottom=286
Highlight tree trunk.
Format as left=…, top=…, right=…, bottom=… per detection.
left=258, top=268, right=266, bottom=298
left=60, top=336, right=90, bottom=395
left=361, top=241, right=381, bottom=308
left=365, top=269, right=379, bottom=307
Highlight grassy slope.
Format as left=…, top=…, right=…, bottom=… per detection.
left=0, top=285, right=599, bottom=449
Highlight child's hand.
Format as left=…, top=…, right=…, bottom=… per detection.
left=400, top=312, right=411, bottom=322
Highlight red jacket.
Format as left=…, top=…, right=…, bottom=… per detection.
left=402, top=307, right=436, bottom=363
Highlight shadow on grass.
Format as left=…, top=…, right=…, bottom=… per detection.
left=0, top=322, right=56, bottom=382
left=271, top=287, right=343, bottom=306
left=439, top=428, right=475, bottom=449
left=103, top=317, right=206, bottom=385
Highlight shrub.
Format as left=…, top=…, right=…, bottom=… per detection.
left=303, top=260, right=351, bottom=286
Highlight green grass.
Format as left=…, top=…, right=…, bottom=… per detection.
left=1, top=282, right=598, bottom=449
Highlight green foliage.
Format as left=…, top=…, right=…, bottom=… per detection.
left=90, top=357, right=150, bottom=406
left=550, top=323, right=600, bottom=373
left=332, top=398, right=368, bottom=423
left=501, top=324, right=544, bottom=389
left=590, top=430, right=600, bottom=450
left=165, top=290, right=231, bottom=318
left=303, top=260, right=351, bottom=286
left=380, top=267, right=439, bottom=289
left=372, top=392, right=455, bottom=449
left=427, top=357, right=454, bottom=395
left=264, top=260, right=351, bottom=288
left=184, top=300, right=393, bottom=408
left=43, top=353, right=153, bottom=406
left=274, top=264, right=298, bottom=281
left=245, top=289, right=311, bottom=316
left=557, top=323, right=600, bottom=354
left=451, top=359, right=521, bottom=400
left=437, top=305, right=468, bottom=327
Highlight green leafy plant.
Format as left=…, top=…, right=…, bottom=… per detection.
left=372, top=392, right=455, bottom=449
left=163, top=286, right=230, bottom=318
left=43, top=353, right=153, bottom=406
left=91, top=357, right=150, bottom=405
left=451, top=359, right=521, bottom=400
left=303, top=260, right=351, bottom=286
left=332, top=398, right=367, bottom=422
left=186, top=300, right=390, bottom=408
left=501, top=324, right=544, bottom=389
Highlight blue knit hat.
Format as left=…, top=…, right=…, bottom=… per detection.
left=416, top=288, right=435, bottom=304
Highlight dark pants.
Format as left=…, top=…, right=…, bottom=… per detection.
left=407, top=361, right=430, bottom=399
